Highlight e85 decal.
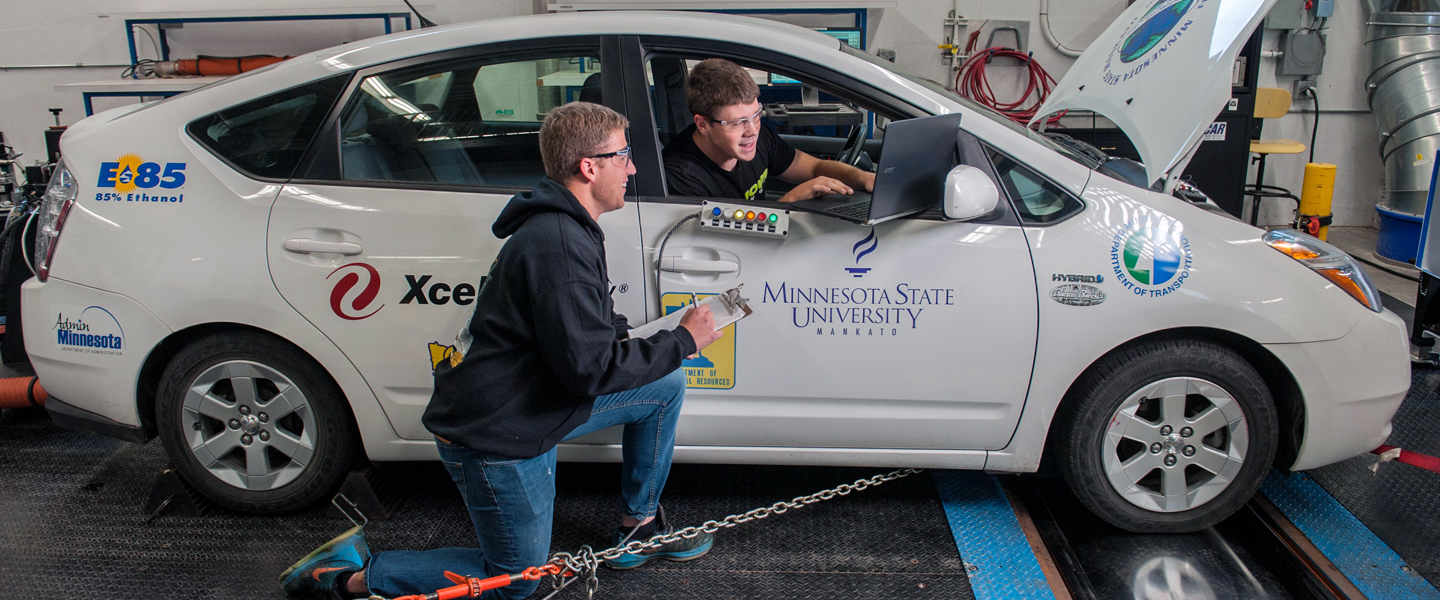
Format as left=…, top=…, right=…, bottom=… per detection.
left=97, top=154, right=185, bottom=193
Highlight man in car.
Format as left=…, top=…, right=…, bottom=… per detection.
left=664, top=58, right=876, bottom=202
left=280, top=101, right=725, bottom=600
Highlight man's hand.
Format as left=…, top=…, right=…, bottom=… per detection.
left=679, top=304, right=723, bottom=352
left=861, top=170, right=876, bottom=192
left=778, top=177, right=853, bottom=203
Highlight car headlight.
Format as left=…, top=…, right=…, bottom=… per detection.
left=1263, top=229, right=1382, bottom=312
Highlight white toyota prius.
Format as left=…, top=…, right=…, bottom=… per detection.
left=24, top=0, right=1410, bottom=533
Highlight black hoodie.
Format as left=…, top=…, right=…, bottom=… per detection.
left=422, top=177, right=697, bottom=459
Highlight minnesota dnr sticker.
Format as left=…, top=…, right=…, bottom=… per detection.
left=661, top=293, right=736, bottom=389
left=1110, top=217, right=1192, bottom=298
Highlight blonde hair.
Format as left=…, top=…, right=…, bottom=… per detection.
left=686, top=58, right=760, bottom=119
left=539, top=102, right=629, bottom=183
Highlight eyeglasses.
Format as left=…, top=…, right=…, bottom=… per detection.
left=706, top=107, right=764, bottom=131
left=588, top=145, right=632, bottom=166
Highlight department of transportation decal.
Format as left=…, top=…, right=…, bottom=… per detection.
left=1104, top=0, right=1207, bottom=85
left=1051, top=284, right=1107, bottom=307
left=1110, top=216, right=1193, bottom=298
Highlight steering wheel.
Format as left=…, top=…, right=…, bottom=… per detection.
left=835, top=118, right=869, bottom=166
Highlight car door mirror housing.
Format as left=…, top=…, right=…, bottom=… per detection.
left=942, top=164, right=1000, bottom=221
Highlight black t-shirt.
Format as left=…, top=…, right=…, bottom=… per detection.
left=663, top=124, right=797, bottom=200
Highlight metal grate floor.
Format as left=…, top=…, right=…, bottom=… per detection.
left=1306, top=292, right=1440, bottom=589
left=0, top=407, right=971, bottom=599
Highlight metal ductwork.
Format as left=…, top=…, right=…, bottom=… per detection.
left=1368, top=1, right=1440, bottom=217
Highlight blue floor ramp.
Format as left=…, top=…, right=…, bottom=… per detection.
left=933, top=470, right=1055, bottom=600
left=1263, top=470, right=1440, bottom=599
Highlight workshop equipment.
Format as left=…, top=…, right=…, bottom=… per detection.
left=0, top=376, right=46, bottom=409
left=1298, top=162, right=1337, bottom=239
left=153, top=55, right=287, bottom=78
left=1366, top=2, right=1440, bottom=260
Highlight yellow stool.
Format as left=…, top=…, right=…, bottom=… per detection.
left=1244, top=88, right=1307, bottom=226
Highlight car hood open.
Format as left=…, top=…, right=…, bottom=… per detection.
left=1033, top=0, right=1280, bottom=187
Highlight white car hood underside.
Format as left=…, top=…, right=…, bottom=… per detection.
left=1034, top=0, right=1280, bottom=186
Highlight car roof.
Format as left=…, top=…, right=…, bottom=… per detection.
left=281, top=11, right=849, bottom=79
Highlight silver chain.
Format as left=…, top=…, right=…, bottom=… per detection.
left=541, top=467, right=924, bottom=599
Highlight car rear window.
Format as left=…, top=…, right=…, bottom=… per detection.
left=187, top=74, right=350, bottom=180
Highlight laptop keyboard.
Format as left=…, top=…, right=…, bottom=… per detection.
left=828, top=200, right=871, bottom=221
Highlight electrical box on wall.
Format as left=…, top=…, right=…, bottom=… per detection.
left=1266, top=0, right=1307, bottom=29
left=1279, top=30, right=1326, bottom=75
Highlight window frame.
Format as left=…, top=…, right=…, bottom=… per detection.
left=623, top=35, right=927, bottom=202
left=623, top=36, right=1018, bottom=226
left=185, top=73, right=352, bottom=183
left=292, top=35, right=623, bottom=194
left=985, top=145, right=1085, bottom=226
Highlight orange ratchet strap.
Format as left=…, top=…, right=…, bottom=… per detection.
left=390, top=564, right=567, bottom=600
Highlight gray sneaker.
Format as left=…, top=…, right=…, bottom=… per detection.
left=605, top=505, right=713, bottom=570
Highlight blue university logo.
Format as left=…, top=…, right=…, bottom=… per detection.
left=846, top=228, right=878, bottom=278
left=1110, top=218, right=1193, bottom=298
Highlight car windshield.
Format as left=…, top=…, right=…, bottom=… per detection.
left=840, top=45, right=1097, bottom=169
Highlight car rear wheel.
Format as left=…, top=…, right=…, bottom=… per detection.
left=1055, top=339, right=1277, bottom=533
left=155, top=332, right=357, bottom=513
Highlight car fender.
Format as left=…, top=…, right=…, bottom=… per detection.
left=986, top=177, right=1373, bottom=472
left=40, top=107, right=406, bottom=460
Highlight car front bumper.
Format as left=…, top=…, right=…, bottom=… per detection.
left=1268, top=308, right=1412, bottom=471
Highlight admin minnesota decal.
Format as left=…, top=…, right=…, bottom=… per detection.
left=1104, top=0, right=1206, bottom=85
left=662, top=293, right=736, bottom=389
left=53, top=305, right=124, bottom=355
left=1110, top=216, right=1193, bottom=298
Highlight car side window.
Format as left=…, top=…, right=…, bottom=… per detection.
left=187, top=74, right=349, bottom=180
left=986, top=146, right=1083, bottom=224
left=646, top=56, right=881, bottom=200
left=338, top=53, right=602, bottom=189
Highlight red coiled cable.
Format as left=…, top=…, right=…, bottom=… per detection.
left=954, top=46, right=1065, bottom=126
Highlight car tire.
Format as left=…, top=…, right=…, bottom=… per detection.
left=155, top=331, right=358, bottom=513
left=1054, top=339, right=1277, bottom=533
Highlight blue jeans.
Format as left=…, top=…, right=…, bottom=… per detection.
left=365, top=368, right=686, bottom=599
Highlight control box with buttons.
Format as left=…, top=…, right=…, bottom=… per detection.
left=699, top=200, right=789, bottom=238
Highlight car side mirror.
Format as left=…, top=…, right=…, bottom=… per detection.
left=942, top=164, right=1000, bottom=221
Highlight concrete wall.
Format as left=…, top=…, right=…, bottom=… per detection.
left=0, top=0, right=1378, bottom=226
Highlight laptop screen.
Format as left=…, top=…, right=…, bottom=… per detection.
left=866, top=113, right=962, bottom=223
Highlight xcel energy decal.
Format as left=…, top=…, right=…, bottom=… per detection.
left=327, top=264, right=481, bottom=321
left=328, top=263, right=384, bottom=320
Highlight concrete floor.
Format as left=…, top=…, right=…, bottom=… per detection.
left=1326, top=226, right=1420, bottom=306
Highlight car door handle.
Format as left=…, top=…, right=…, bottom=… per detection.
left=660, top=257, right=739, bottom=273
left=283, top=238, right=363, bottom=255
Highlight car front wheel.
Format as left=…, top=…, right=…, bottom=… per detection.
left=1055, top=339, right=1278, bottom=533
left=155, top=332, right=357, bottom=513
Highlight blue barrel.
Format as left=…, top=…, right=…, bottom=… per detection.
left=1376, top=204, right=1424, bottom=263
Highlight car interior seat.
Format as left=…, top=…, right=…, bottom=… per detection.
left=341, top=101, right=486, bottom=186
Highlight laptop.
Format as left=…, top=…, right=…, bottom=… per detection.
left=786, top=112, right=963, bottom=225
